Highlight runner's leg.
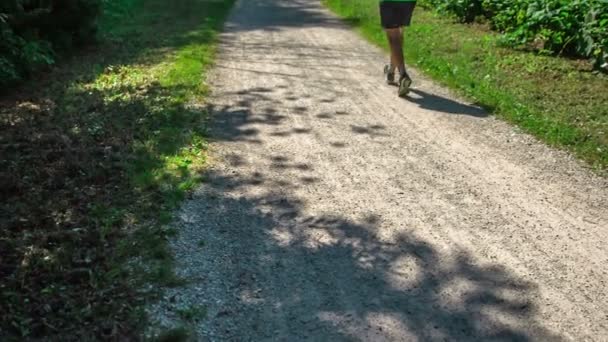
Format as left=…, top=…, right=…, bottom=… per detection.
left=386, top=28, right=405, bottom=75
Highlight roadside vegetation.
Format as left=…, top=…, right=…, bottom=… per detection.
left=0, top=0, right=234, bottom=339
left=422, top=0, right=607, bottom=68
left=324, top=0, right=608, bottom=171
left=1, top=0, right=100, bottom=89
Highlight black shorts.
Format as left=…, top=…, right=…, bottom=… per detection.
left=379, top=1, right=416, bottom=29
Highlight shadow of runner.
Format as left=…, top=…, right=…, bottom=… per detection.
left=406, top=89, right=488, bottom=117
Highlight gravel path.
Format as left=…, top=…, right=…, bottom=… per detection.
left=150, top=0, right=608, bottom=340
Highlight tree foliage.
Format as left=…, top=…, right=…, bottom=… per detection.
left=421, top=0, right=608, bottom=68
left=0, top=0, right=101, bottom=88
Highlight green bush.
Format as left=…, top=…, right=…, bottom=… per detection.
left=0, top=0, right=102, bottom=89
left=425, top=0, right=485, bottom=23
left=420, top=0, right=608, bottom=67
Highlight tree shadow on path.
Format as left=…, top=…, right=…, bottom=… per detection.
left=169, top=0, right=558, bottom=339
left=181, top=166, right=560, bottom=341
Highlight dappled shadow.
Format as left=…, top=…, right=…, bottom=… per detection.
left=0, top=71, right=216, bottom=337
left=131, top=0, right=563, bottom=339
left=177, top=164, right=559, bottom=340
left=0, top=0, right=237, bottom=337
left=172, top=1, right=556, bottom=332
left=183, top=63, right=555, bottom=340
left=351, top=124, right=389, bottom=137
left=406, top=89, right=488, bottom=117
left=208, top=87, right=293, bottom=144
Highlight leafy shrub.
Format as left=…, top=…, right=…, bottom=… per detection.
left=420, top=0, right=608, bottom=67
left=425, top=0, right=485, bottom=23
left=0, top=0, right=102, bottom=89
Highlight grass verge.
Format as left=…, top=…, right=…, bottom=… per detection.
left=0, top=0, right=234, bottom=339
left=323, top=0, right=608, bottom=171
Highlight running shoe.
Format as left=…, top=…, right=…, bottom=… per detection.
left=384, top=64, right=396, bottom=85
left=398, top=71, right=412, bottom=97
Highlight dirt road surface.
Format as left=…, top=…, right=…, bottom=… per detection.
left=150, top=0, right=608, bottom=340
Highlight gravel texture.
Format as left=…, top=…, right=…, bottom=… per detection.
left=149, top=0, right=608, bottom=340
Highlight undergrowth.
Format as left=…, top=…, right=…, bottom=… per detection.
left=0, top=0, right=234, bottom=339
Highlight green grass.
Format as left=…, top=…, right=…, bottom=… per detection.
left=323, top=0, right=608, bottom=171
left=0, top=0, right=234, bottom=339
